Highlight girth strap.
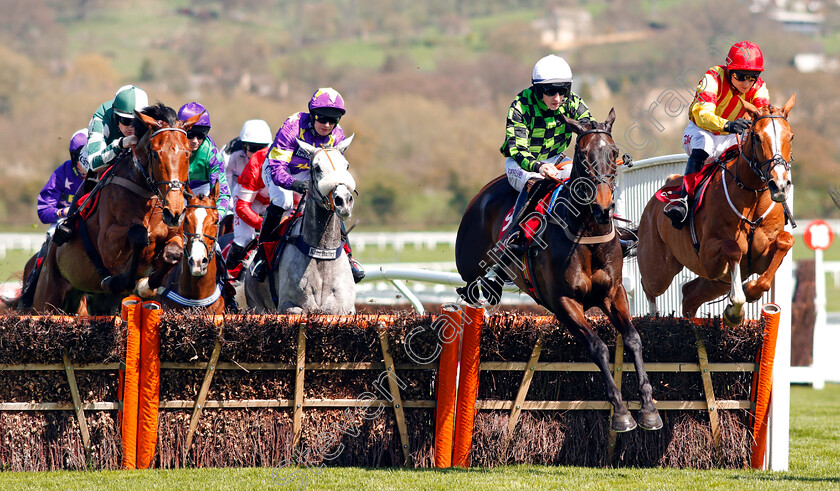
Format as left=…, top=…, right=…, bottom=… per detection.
left=79, top=218, right=112, bottom=279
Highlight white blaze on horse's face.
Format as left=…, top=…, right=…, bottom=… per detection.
left=188, top=207, right=208, bottom=277
left=298, top=135, right=357, bottom=221
left=758, top=118, right=792, bottom=202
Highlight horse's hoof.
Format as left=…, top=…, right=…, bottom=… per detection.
left=100, top=276, right=126, bottom=295
left=638, top=410, right=663, bottom=431
left=611, top=412, right=637, bottom=432
left=723, top=305, right=744, bottom=327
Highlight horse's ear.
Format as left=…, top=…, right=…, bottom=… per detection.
left=296, top=139, right=317, bottom=157
left=210, top=179, right=220, bottom=203
left=739, top=97, right=759, bottom=119
left=181, top=111, right=204, bottom=131
left=558, top=113, right=586, bottom=135
left=781, top=93, right=796, bottom=118
left=335, top=134, right=354, bottom=154
left=137, top=111, right=163, bottom=130
left=604, top=108, right=616, bottom=133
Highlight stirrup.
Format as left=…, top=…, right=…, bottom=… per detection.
left=663, top=197, right=688, bottom=230
left=349, top=257, right=365, bottom=283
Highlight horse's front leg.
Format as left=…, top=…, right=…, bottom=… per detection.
left=137, top=235, right=184, bottom=298
left=744, top=231, right=794, bottom=302
left=697, top=238, right=745, bottom=326
left=601, top=288, right=662, bottom=430
left=556, top=297, right=637, bottom=432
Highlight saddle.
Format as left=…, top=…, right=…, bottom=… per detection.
left=223, top=211, right=303, bottom=281
left=657, top=146, right=740, bottom=204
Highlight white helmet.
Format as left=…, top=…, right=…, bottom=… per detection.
left=239, top=119, right=273, bottom=145
left=531, top=55, right=573, bottom=85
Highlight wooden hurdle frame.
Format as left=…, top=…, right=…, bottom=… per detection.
left=0, top=313, right=765, bottom=468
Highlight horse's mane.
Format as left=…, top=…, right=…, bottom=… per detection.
left=132, top=102, right=178, bottom=140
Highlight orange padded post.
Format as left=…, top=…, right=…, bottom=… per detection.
left=137, top=300, right=162, bottom=469
left=434, top=304, right=462, bottom=468
left=750, top=303, right=781, bottom=469
left=120, top=296, right=142, bottom=470
left=453, top=304, right=483, bottom=467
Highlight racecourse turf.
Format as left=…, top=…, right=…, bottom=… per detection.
left=0, top=384, right=838, bottom=490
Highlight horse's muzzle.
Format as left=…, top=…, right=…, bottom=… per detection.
left=162, top=208, right=185, bottom=227
left=767, top=180, right=790, bottom=203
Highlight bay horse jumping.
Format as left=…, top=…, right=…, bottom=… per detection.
left=636, top=95, right=796, bottom=326
left=455, top=109, right=662, bottom=432
left=158, top=183, right=225, bottom=313
left=31, top=103, right=200, bottom=313
left=244, top=136, right=357, bottom=314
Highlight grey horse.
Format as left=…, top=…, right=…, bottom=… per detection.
left=244, top=136, right=357, bottom=314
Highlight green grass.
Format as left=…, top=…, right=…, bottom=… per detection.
left=1, top=384, right=837, bottom=489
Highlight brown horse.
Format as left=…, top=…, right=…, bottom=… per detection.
left=31, top=103, right=201, bottom=313
left=455, top=109, right=662, bottom=433
left=636, top=95, right=796, bottom=325
left=158, top=183, right=225, bottom=313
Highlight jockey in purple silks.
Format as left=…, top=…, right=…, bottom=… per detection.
left=253, top=87, right=364, bottom=283
left=38, top=129, right=88, bottom=230
left=177, top=102, right=232, bottom=221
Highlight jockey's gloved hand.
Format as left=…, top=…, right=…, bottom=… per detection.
left=291, top=180, right=307, bottom=194
left=57, top=207, right=69, bottom=218
left=537, top=162, right=560, bottom=180
left=120, top=135, right=138, bottom=148
left=723, top=118, right=751, bottom=135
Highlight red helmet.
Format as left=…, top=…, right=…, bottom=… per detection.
left=726, top=41, right=764, bottom=72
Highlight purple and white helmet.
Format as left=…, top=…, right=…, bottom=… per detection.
left=308, top=88, right=346, bottom=119
left=178, top=102, right=211, bottom=132
left=69, top=128, right=88, bottom=154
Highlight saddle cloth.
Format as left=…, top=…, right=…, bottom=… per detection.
left=224, top=210, right=303, bottom=281
left=498, top=181, right=566, bottom=244
left=653, top=145, right=740, bottom=210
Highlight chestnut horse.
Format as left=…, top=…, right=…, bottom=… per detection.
left=158, top=183, right=225, bottom=313
left=31, top=103, right=200, bottom=313
left=455, top=109, right=662, bottom=433
left=636, top=95, right=796, bottom=325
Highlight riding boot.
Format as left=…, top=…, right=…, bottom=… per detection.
left=663, top=149, right=708, bottom=230
left=252, top=204, right=285, bottom=283
left=479, top=184, right=533, bottom=303
left=340, top=221, right=365, bottom=283
left=225, top=242, right=246, bottom=270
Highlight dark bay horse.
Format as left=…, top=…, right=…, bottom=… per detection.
left=456, top=109, right=662, bottom=432
left=31, top=103, right=201, bottom=313
left=636, top=95, right=796, bottom=325
left=159, top=183, right=225, bottom=313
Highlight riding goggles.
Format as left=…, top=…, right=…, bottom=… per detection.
left=313, top=113, right=340, bottom=125
left=116, top=115, right=134, bottom=126
left=186, top=130, right=208, bottom=141
left=731, top=71, right=759, bottom=83
left=243, top=142, right=268, bottom=153
left=540, top=83, right=571, bottom=97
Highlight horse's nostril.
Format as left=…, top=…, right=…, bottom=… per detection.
left=335, top=197, right=344, bottom=207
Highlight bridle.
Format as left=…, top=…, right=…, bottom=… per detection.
left=307, top=147, right=356, bottom=212
left=736, top=112, right=792, bottom=189
left=133, top=127, right=191, bottom=201
left=573, top=128, right=619, bottom=190
left=183, top=201, right=219, bottom=259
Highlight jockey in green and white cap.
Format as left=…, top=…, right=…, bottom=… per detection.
left=81, top=84, right=149, bottom=172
